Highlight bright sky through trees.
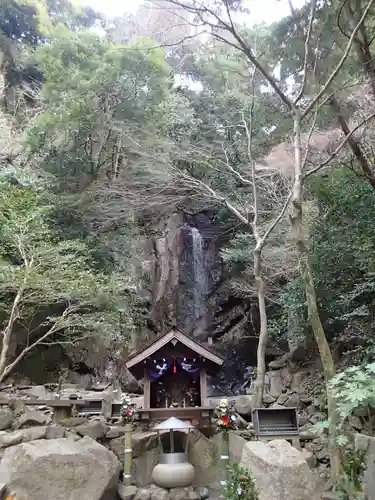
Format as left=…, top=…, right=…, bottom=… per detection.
left=81, top=0, right=307, bottom=24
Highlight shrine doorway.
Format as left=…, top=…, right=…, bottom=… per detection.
left=151, top=368, right=201, bottom=408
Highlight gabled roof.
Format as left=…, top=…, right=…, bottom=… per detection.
left=126, top=327, right=224, bottom=369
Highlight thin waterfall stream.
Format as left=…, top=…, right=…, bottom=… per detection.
left=191, top=227, right=206, bottom=320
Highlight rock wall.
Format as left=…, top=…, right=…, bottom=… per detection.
left=149, top=211, right=225, bottom=340
left=150, top=214, right=184, bottom=335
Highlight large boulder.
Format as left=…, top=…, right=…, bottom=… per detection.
left=233, top=396, right=253, bottom=416
left=168, top=487, right=200, bottom=500
left=207, top=396, right=253, bottom=416
left=268, top=371, right=285, bottom=398
left=240, top=439, right=320, bottom=500
left=109, top=431, right=159, bottom=487
left=106, top=425, right=127, bottom=439
left=228, top=432, right=247, bottom=462
left=187, top=430, right=219, bottom=488
left=268, top=346, right=306, bottom=370
left=0, top=425, right=65, bottom=449
left=76, top=420, right=108, bottom=440
left=186, top=431, right=247, bottom=488
left=13, top=409, right=50, bottom=429
left=0, top=426, right=47, bottom=449
left=0, top=436, right=121, bottom=500
left=0, top=408, right=13, bottom=430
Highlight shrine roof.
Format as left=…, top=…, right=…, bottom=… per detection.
left=125, top=327, right=225, bottom=369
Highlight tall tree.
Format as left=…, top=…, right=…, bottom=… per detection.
left=163, top=46, right=293, bottom=405
left=158, top=0, right=375, bottom=476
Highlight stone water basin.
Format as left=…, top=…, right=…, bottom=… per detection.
left=152, top=452, right=195, bottom=489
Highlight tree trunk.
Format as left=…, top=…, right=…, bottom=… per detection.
left=346, top=0, right=375, bottom=100
left=292, top=111, right=340, bottom=479
left=0, top=321, right=60, bottom=384
left=328, top=95, right=375, bottom=191
left=253, top=248, right=268, bottom=408
left=0, top=289, right=22, bottom=380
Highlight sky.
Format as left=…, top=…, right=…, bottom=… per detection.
left=81, top=0, right=307, bottom=24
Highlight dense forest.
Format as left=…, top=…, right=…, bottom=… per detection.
left=1, top=0, right=375, bottom=495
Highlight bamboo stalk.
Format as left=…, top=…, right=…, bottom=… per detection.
left=123, top=423, right=133, bottom=486
left=220, top=430, right=230, bottom=486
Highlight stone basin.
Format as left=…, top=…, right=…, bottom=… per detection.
left=152, top=453, right=195, bottom=489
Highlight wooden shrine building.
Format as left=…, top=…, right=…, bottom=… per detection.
left=125, top=327, right=224, bottom=423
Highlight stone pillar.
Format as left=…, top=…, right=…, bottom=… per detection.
left=123, top=423, right=133, bottom=486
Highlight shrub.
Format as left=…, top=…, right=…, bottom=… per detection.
left=222, top=461, right=258, bottom=500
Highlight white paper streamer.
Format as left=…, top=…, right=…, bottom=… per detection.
left=124, top=449, right=132, bottom=453
left=124, top=474, right=132, bottom=478
left=220, top=455, right=229, bottom=459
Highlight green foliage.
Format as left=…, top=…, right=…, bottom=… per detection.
left=268, top=168, right=375, bottom=352
left=329, top=363, right=375, bottom=431
left=0, top=175, right=137, bottom=349
left=0, top=0, right=49, bottom=44
left=2, top=0, right=375, bottom=415
left=308, top=169, right=375, bottom=356
left=315, top=364, right=371, bottom=498
left=28, top=28, right=172, bottom=180
left=0, top=0, right=100, bottom=43
left=334, top=449, right=366, bottom=500
left=221, top=461, right=258, bottom=500
left=312, top=364, right=372, bottom=497
left=172, top=39, right=291, bottom=200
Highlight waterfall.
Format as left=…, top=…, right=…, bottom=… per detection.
left=191, top=227, right=206, bottom=319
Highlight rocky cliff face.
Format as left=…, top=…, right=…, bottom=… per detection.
left=149, top=210, right=225, bottom=340
left=146, top=209, right=255, bottom=344
left=11, top=208, right=257, bottom=387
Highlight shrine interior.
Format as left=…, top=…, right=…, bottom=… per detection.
left=151, top=370, right=201, bottom=408
left=147, top=343, right=204, bottom=408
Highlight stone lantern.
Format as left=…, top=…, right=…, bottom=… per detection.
left=151, top=417, right=195, bottom=489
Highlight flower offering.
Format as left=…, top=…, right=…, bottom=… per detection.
left=120, top=393, right=138, bottom=423
left=214, top=398, right=237, bottom=431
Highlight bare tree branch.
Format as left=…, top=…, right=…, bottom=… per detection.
left=302, top=0, right=375, bottom=118
left=304, top=110, right=375, bottom=178
left=294, top=0, right=317, bottom=105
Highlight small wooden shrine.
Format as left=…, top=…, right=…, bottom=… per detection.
left=125, top=327, right=224, bottom=422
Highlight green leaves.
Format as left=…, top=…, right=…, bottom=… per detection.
left=222, top=461, right=259, bottom=500
left=329, top=363, right=375, bottom=429
left=0, top=175, right=137, bottom=351
left=28, top=27, right=173, bottom=183
left=314, top=419, right=330, bottom=431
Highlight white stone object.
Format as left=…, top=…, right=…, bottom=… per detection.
left=152, top=462, right=195, bottom=489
